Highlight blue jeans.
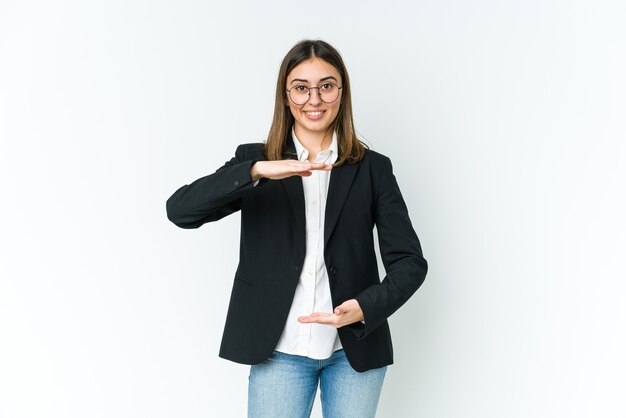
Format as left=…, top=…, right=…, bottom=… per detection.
left=248, top=349, right=387, bottom=418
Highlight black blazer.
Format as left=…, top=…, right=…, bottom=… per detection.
left=166, top=139, right=427, bottom=372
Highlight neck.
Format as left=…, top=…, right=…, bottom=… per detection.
left=294, top=126, right=333, bottom=154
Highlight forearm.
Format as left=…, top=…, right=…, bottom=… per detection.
left=353, top=155, right=428, bottom=337
left=166, top=156, right=257, bottom=229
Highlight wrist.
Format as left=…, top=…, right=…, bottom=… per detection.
left=250, top=161, right=263, bottom=181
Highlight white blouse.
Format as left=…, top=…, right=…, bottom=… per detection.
left=273, top=128, right=343, bottom=359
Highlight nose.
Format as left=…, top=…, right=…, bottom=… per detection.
left=307, top=88, right=322, bottom=105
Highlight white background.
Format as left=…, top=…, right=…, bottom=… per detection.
left=1, top=1, right=625, bottom=417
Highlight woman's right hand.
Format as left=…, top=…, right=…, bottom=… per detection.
left=250, top=160, right=332, bottom=181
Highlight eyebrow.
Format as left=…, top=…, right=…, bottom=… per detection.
left=290, top=76, right=338, bottom=85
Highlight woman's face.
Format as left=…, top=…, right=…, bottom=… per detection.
left=286, top=57, right=342, bottom=140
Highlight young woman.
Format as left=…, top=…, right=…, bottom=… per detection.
left=166, top=39, right=428, bottom=418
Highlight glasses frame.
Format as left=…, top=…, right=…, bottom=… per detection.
left=286, top=82, right=344, bottom=105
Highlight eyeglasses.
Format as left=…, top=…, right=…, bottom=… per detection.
left=286, top=82, right=343, bottom=105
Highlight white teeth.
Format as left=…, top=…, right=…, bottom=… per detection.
left=306, top=111, right=323, bottom=116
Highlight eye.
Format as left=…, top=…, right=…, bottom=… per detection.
left=294, top=85, right=309, bottom=92
left=320, top=83, right=335, bottom=91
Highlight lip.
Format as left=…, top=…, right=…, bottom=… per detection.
left=303, top=110, right=325, bottom=121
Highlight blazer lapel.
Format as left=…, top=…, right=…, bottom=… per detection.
left=281, top=175, right=306, bottom=234
left=278, top=133, right=360, bottom=247
left=324, top=162, right=359, bottom=247
left=280, top=138, right=306, bottom=234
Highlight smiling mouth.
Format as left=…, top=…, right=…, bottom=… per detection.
left=304, top=110, right=325, bottom=120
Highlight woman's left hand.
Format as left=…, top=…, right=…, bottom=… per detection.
left=297, top=299, right=364, bottom=328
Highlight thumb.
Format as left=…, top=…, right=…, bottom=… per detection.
left=334, top=303, right=348, bottom=315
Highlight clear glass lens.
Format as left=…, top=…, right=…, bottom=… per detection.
left=288, top=83, right=340, bottom=105
left=289, top=85, right=311, bottom=105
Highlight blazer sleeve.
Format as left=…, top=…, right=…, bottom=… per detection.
left=354, top=155, right=428, bottom=339
left=166, top=144, right=261, bottom=229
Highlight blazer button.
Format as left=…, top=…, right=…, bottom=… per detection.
left=233, top=179, right=240, bottom=187
left=329, top=266, right=337, bottom=276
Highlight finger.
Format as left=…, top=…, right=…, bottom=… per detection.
left=297, top=313, right=334, bottom=324
left=334, top=300, right=352, bottom=313
left=291, top=164, right=314, bottom=174
left=298, top=316, right=327, bottom=324
left=303, top=312, right=331, bottom=318
left=310, top=163, right=333, bottom=171
left=287, top=161, right=313, bottom=169
left=302, top=317, right=336, bottom=326
left=289, top=162, right=331, bottom=174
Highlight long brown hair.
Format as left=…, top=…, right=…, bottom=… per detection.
left=265, top=40, right=367, bottom=166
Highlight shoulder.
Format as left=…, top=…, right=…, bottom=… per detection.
left=234, top=142, right=266, bottom=161
left=358, top=149, right=398, bottom=195
left=360, top=148, right=393, bottom=172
